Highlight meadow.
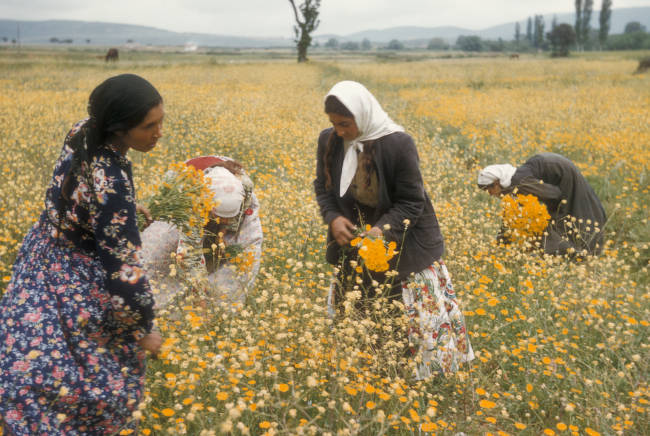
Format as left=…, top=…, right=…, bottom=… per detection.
left=0, top=47, right=648, bottom=435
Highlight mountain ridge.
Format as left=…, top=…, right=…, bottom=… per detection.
left=1, top=7, right=648, bottom=48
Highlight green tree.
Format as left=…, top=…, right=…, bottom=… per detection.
left=599, top=0, right=612, bottom=48
left=427, top=37, right=449, bottom=50
left=288, top=0, right=321, bottom=62
left=582, top=0, right=594, bottom=49
left=605, top=31, right=650, bottom=49
left=361, top=38, right=371, bottom=50
left=456, top=35, right=483, bottom=52
left=533, top=15, right=545, bottom=49
left=575, top=0, right=583, bottom=50
left=325, top=38, right=339, bottom=49
left=526, top=17, right=533, bottom=42
left=548, top=23, right=576, bottom=56
left=515, top=22, right=521, bottom=46
left=386, top=39, right=404, bottom=50
left=341, top=41, right=360, bottom=50
left=624, top=21, right=647, bottom=34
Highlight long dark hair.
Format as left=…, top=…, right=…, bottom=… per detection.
left=58, top=74, right=162, bottom=225
left=323, top=95, right=375, bottom=191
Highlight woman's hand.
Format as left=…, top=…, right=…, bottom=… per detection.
left=138, top=331, right=163, bottom=357
left=330, top=216, right=357, bottom=246
left=361, top=226, right=383, bottom=239
left=136, top=203, right=153, bottom=228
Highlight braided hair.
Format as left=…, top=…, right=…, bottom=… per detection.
left=57, top=74, right=162, bottom=229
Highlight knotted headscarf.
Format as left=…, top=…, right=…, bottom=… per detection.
left=324, top=81, right=404, bottom=197
left=477, top=164, right=517, bottom=188
left=204, top=166, right=246, bottom=218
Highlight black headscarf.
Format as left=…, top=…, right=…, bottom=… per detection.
left=62, top=74, right=162, bottom=201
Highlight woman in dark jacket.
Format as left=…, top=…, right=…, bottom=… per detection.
left=314, top=80, right=473, bottom=378
left=478, top=153, right=607, bottom=256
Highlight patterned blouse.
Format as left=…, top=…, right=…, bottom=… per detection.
left=43, top=120, right=155, bottom=338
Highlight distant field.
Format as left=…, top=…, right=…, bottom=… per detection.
left=0, top=48, right=648, bottom=435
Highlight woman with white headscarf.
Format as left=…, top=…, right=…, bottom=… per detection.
left=478, top=152, right=607, bottom=256
left=140, top=156, right=263, bottom=307
left=314, top=81, right=473, bottom=379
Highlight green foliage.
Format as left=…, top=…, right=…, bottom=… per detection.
left=386, top=39, right=404, bottom=50
left=599, top=0, right=613, bottom=47
left=456, top=35, right=483, bottom=52
left=427, top=37, right=449, bottom=50
left=324, top=37, right=338, bottom=49
left=533, top=15, right=545, bottom=49
left=606, top=31, right=650, bottom=50
left=549, top=23, right=577, bottom=57
left=624, top=21, right=647, bottom=34
left=340, top=41, right=360, bottom=51
left=581, top=0, right=594, bottom=47
left=575, top=0, right=583, bottom=49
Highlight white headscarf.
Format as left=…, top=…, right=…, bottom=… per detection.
left=325, top=81, right=404, bottom=197
left=477, top=164, right=517, bottom=188
left=204, top=166, right=245, bottom=218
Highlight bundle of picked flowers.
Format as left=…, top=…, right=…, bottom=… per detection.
left=350, top=226, right=398, bottom=273
left=138, top=162, right=218, bottom=279
left=501, top=193, right=551, bottom=244
left=139, top=162, right=217, bottom=236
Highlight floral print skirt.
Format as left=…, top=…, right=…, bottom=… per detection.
left=402, top=261, right=475, bottom=379
left=0, top=218, right=145, bottom=435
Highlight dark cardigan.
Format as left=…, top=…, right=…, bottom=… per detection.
left=314, top=127, right=444, bottom=282
left=507, top=152, right=607, bottom=255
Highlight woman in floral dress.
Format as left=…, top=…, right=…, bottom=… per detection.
left=314, top=80, right=474, bottom=379
left=0, top=74, right=164, bottom=434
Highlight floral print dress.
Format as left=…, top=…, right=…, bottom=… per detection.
left=402, top=261, right=475, bottom=379
left=0, top=121, right=155, bottom=435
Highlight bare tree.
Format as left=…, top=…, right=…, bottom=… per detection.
left=288, top=0, right=321, bottom=63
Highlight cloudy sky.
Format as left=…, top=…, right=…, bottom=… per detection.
left=1, top=0, right=649, bottom=37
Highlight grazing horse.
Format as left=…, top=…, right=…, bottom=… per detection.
left=105, top=48, right=119, bottom=62
left=509, top=53, right=519, bottom=59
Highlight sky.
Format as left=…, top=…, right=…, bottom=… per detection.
left=1, top=0, right=649, bottom=38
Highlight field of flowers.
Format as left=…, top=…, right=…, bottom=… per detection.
left=0, top=48, right=648, bottom=435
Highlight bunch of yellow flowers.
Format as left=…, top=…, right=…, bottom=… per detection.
left=501, top=194, right=551, bottom=244
left=351, top=227, right=398, bottom=272
left=141, top=162, right=217, bottom=235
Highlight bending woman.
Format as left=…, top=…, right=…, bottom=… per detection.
left=314, top=80, right=474, bottom=379
left=140, top=156, right=263, bottom=307
left=0, top=74, right=164, bottom=434
left=478, top=152, right=607, bottom=256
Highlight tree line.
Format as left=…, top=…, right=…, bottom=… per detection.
left=288, top=0, right=649, bottom=62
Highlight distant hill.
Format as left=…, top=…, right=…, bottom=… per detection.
left=315, top=7, right=650, bottom=44
left=1, top=7, right=649, bottom=48
left=0, top=19, right=292, bottom=48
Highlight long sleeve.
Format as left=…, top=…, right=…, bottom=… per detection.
left=314, top=128, right=344, bottom=225
left=90, top=156, right=155, bottom=338
left=374, top=134, right=427, bottom=241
